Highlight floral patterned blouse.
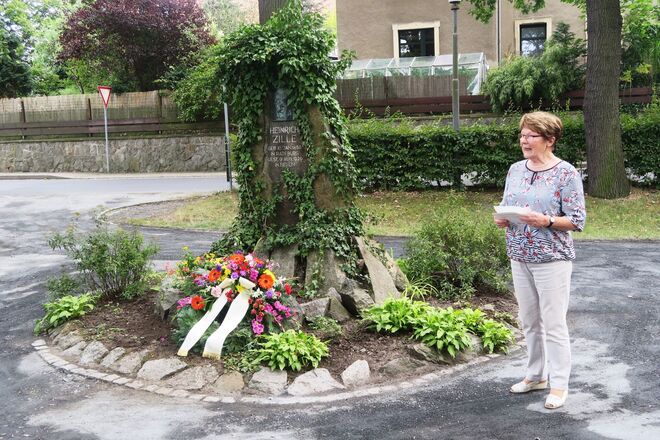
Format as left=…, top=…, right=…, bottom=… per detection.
left=500, top=160, right=586, bottom=263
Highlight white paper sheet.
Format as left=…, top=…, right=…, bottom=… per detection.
left=493, top=206, right=531, bottom=225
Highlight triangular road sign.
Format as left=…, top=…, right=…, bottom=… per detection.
left=98, top=86, right=112, bottom=108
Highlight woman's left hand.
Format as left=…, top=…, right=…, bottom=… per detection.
left=519, top=211, right=550, bottom=228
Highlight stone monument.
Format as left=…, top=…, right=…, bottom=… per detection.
left=215, top=1, right=406, bottom=318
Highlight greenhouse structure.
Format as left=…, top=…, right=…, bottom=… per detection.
left=340, top=53, right=488, bottom=95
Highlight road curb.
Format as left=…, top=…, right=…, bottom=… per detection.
left=33, top=338, right=521, bottom=406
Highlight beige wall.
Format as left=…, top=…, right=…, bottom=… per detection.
left=337, top=0, right=585, bottom=66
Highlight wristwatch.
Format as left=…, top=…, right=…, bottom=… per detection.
left=547, top=216, right=555, bottom=228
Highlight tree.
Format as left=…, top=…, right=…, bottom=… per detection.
left=59, top=0, right=214, bottom=92
left=258, top=0, right=326, bottom=23
left=620, top=0, right=659, bottom=88
left=467, top=0, right=630, bottom=199
left=0, top=13, right=31, bottom=97
left=583, top=0, right=629, bottom=198
left=259, top=0, right=288, bottom=23
left=0, top=1, right=90, bottom=95
left=202, top=0, right=256, bottom=37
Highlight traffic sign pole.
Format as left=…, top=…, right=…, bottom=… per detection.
left=97, top=86, right=112, bottom=173
left=103, top=106, right=109, bottom=173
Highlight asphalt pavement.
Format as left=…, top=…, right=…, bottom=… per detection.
left=0, top=173, right=658, bottom=440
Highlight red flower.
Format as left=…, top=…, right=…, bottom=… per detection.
left=191, top=295, right=205, bottom=310
left=284, top=284, right=292, bottom=295
left=208, top=269, right=221, bottom=282
left=229, top=253, right=245, bottom=264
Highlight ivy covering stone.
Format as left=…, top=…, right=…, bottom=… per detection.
left=186, top=1, right=365, bottom=266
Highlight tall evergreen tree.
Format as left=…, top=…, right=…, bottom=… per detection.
left=0, top=19, right=32, bottom=97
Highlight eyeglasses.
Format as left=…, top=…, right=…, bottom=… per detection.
left=520, top=133, right=544, bottom=141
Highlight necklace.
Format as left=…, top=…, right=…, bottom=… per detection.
left=527, top=156, right=558, bottom=171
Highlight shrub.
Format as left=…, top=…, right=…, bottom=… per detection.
left=34, top=293, right=98, bottom=335
left=254, top=330, right=329, bottom=371
left=49, top=225, right=159, bottom=300
left=348, top=107, right=658, bottom=190
left=307, top=316, right=343, bottom=340
left=483, top=22, right=586, bottom=112
left=621, top=107, right=660, bottom=187
left=402, top=196, right=510, bottom=300
left=478, top=319, right=514, bottom=354
left=46, top=273, right=82, bottom=300
left=361, top=297, right=432, bottom=333
left=411, top=307, right=472, bottom=358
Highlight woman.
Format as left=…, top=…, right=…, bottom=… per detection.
left=494, top=111, right=586, bottom=410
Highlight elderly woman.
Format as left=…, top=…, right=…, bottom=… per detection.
left=494, top=111, right=586, bottom=410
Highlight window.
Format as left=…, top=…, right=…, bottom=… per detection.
left=392, top=22, right=439, bottom=59
left=519, top=23, right=547, bottom=56
left=398, top=28, right=435, bottom=57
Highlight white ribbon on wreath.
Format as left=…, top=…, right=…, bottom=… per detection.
left=177, top=276, right=255, bottom=359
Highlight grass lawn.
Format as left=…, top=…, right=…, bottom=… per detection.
left=126, top=188, right=660, bottom=240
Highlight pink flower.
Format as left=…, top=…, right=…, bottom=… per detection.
left=176, top=296, right=192, bottom=309
left=251, top=320, right=264, bottom=335
left=210, top=286, right=223, bottom=298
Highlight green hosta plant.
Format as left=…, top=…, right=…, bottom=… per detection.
left=411, top=308, right=472, bottom=358
left=254, top=330, right=329, bottom=372
left=479, top=319, right=514, bottom=354
left=34, top=293, right=98, bottom=335
left=454, top=308, right=486, bottom=334
left=361, top=297, right=431, bottom=334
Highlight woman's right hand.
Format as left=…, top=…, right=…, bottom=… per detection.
left=493, top=216, right=510, bottom=229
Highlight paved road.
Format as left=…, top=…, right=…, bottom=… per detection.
left=1, top=175, right=658, bottom=439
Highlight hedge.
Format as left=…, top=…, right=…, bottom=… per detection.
left=347, top=109, right=659, bottom=190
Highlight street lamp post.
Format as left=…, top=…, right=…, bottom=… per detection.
left=449, top=0, right=461, bottom=131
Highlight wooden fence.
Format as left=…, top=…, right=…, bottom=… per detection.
left=339, top=87, right=654, bottom=115
left=0, top=87, right=652, bottom=139
left=0, top=90, right=224, bottom=139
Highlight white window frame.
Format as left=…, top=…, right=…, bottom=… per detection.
left=392, top=21, right=440, bottom=59
left=514, top=18, right=552, bottom=56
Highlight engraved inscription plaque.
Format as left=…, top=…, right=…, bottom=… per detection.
left=264, top=120, right=307, bottom=225
left=265, top=121, right=306, bottom=179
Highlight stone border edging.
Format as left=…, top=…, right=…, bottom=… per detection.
left=32, top=338, right=522, bottom=406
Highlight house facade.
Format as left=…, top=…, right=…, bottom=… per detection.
left=336, top=0, right=585, bottom=65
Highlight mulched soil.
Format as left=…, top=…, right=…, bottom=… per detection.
left=73, top=289, right=518, bottom=382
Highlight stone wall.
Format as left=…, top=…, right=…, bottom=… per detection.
left=0, top=135, right=227, bottom=173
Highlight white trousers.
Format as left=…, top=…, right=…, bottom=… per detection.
left=511, top=259, right=572, bottom=390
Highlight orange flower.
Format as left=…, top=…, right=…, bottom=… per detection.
left=208, top=269, right=221, bottom=282
left=229, top=254, right=245, bottom=264
left=258, top=273, right=275, bottom=290
left=191, top=295, right=205, bottom=310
